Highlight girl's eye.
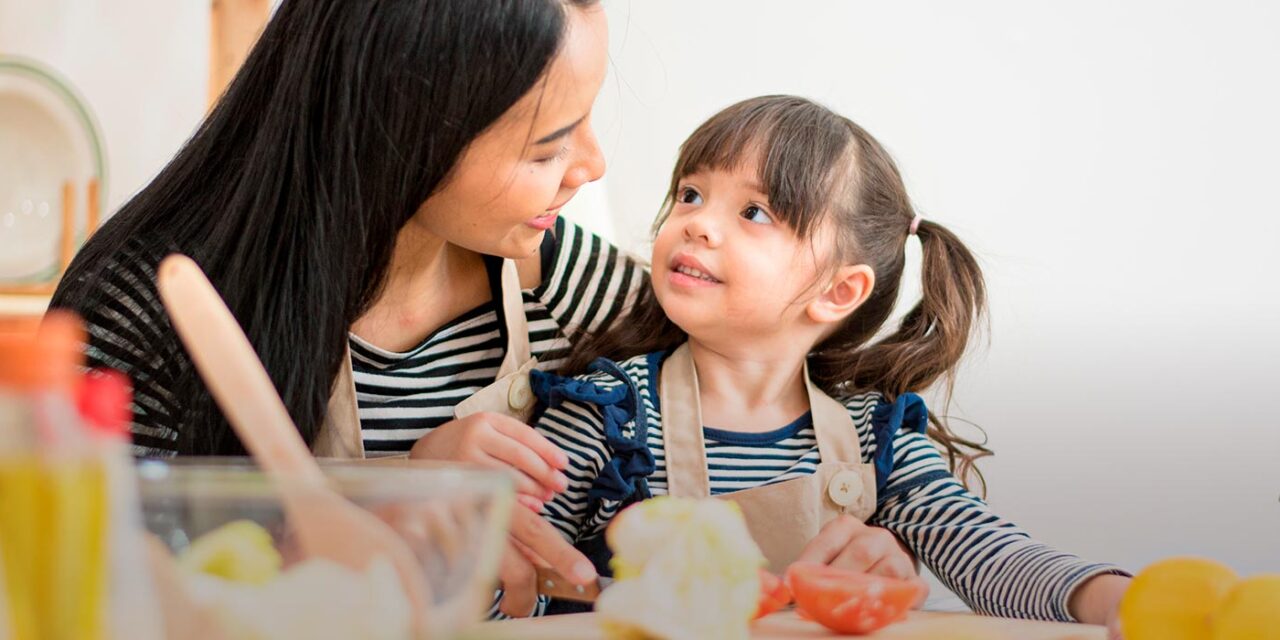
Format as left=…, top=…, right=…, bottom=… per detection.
left=741, top=204, right=773, bottom=225
left=677, top=186, right=703, bottom=205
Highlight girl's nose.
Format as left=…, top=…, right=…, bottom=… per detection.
left=682, top=209, right=722, bottom=247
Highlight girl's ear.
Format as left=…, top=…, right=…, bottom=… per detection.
left=806, top=264, right=875, bottom=324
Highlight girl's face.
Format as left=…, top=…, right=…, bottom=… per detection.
left=412, top=6, right=609, bottom=257
left=652, top=160, right=832, bottom=345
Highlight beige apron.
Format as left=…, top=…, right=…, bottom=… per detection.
left=312, top=258, right=539, bottom=458
left=659, top=343, right=877, bottom=574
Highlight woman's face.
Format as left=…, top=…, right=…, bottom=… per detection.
left=413, top=5, right=609, bottom=257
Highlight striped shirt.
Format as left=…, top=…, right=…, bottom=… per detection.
left=50, top=217, right=645, bottom=457
left=530, top=351, right=1128, bottom=622
left=352, top=218, right=645, bottom=454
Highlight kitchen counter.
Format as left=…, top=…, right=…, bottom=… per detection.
left=473, top=610, right=1105, bottom=639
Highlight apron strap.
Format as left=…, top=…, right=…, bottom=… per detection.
left=658, top=343, right=712, bottom=498
left=658, top=345, right=867, bottom=494
left=314, top=344, right=365, bottom=458
left=496, top=258, right=532, bottom=378
left=803, top=360, right=862, bottom=463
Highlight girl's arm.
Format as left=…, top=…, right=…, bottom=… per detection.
left=534, top=397, right=618, bottom=542
left=870, top=428, right=1130, bottom=623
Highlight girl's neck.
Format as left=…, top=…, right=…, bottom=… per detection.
left=351, top=225, right=489, bottom=352
left=687, top=337, right=812, bottom=433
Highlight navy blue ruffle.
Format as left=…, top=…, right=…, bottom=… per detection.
left=530, top=359, right=655, bottom=504
left=869, top=392, right=929, bottom=493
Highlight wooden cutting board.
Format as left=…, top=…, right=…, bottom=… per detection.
left=471, top=610, right=1105, bottom=639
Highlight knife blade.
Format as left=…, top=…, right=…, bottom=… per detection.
left=534, top=567, right=614, bottom=603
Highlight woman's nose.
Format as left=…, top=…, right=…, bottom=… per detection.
left=562, top=121, right=606, bottom=189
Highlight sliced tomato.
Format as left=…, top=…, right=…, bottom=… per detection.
left=785, top=562, right=926, bottom=635
left=754, top=569, right=792, bottom=620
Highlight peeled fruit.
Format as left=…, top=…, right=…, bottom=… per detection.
left=178, top=520, right=282, bottom=585
left=1119, top=557, right=1238, bottom=640
left=598, top=497, right=765, bottom=640
left=1211, top=575, right=1280, bottom=640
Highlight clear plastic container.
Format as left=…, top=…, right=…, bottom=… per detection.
left=134, top=458, right=514, bottom=640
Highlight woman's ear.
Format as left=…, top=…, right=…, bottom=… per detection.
left=806, top=264, right=875, bottom=324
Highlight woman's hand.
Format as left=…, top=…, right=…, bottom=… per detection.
left=409, top=412, right=570, bottom=511
left=496, top=505, right=598, bottom=617
left=796, top=515, right=929, bottom=607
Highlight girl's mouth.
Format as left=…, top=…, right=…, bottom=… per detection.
left=668, top=254, right=722, bottom=286
left=672, top=264, right=719, bottom=283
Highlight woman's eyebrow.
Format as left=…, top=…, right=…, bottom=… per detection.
left=535, top=115, right=587, bottom=144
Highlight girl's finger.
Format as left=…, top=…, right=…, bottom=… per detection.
left=795, top=515, right=868, bottom=566
left=866, top=553, right=918, bottom=580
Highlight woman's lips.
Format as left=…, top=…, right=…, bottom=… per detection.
left=527, top=211, right=559, bottom=230
left=527, top=194, right=574, bottom=230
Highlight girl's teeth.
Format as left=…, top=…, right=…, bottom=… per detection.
left=675, top=265, right=716, bottom=282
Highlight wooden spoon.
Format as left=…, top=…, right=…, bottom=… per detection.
left=155, top=254, right=430, bottom=629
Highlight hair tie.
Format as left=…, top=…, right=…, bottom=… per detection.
left=908, top=214, right=924, bottom=236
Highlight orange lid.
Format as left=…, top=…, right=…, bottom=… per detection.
left=0, top=311, right=86, bottom=391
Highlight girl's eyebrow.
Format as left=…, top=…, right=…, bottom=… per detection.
left=535, top=115, right=587, bottom=145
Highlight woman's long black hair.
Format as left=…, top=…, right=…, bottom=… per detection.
left=54, top=0, right=594, bottom=454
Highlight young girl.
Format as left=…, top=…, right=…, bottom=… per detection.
left=522, top=95, right=1131, bottom=626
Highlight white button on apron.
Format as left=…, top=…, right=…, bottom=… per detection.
left=826, top=468, right=863, bottom=507
left=507, top=375, right=534, bottom=412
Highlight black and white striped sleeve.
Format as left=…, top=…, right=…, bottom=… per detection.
left=538, top=219, right=647, bottom=342
left=870, top=429, right=1128, bottom=622
left=51, top=248, right=185, bottom=456
left=534, top=396, right=615, bottom=544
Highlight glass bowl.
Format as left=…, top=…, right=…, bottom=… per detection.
left=134, top=458, right=513, bottom=639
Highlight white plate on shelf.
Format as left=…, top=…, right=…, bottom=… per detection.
left=0, top=56, right=105, bottom=286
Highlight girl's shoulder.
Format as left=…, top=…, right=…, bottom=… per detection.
left=529, top=352, right=658, bottom=424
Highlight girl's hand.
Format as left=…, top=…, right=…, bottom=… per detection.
left=409, top=412, right=570, bottom=511
left=1067, top=574, right=1131, bottom=638
left=796, top=515, right=929, bottom=607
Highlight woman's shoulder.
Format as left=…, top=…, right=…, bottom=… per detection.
left=51, top=235, right=172, bottom=337
left=532, top=216, right=649, bottom=334
left=50, top=234, right=187, bottom=454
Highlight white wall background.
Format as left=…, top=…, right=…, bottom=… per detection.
left=4, top=0, right=1276, bottom=581
left=0, top=0, right=209, bottom=216
left=591, top=0, right=1280, bottom=578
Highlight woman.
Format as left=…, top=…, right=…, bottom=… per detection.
left=53, top=0, right=627, bottom=617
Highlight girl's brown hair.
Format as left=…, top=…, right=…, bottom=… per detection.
left=565, top=95, right=992, bottom=490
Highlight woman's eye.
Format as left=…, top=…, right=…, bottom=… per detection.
left=677, top=187, right=703, bottom=205
left=534, top=146, right=568, bottom=164
left=741, top=204, right=772, bottom=224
